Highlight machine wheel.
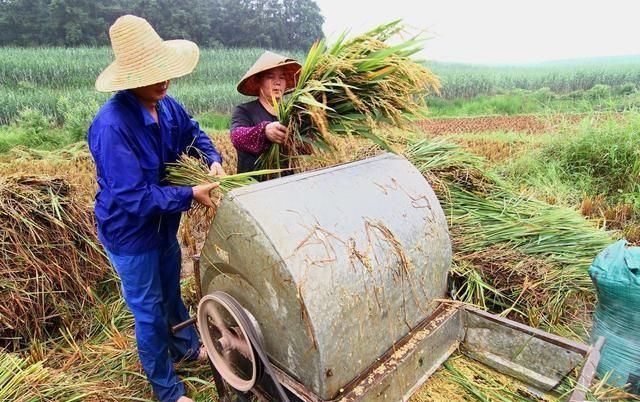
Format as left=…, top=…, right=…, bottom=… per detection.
left=197, top=292, right=291, bottom=402
left=197, top=293, right=263, bottom=391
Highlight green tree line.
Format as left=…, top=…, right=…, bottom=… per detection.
left=0, top=0, right=324, bottom=50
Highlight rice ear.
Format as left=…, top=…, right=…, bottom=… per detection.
left=258, top=20, right=440, bottom=174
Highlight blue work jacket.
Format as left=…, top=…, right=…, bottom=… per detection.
left=88, top=90, right=221, bottom=254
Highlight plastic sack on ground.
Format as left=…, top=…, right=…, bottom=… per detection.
left=589, top=239, right=640, bottom=394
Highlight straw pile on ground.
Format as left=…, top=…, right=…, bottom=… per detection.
left=0, top=142, right=96, bottom=200
left=412, top=353, right=637, bottom=402
left=0, top=290, right=216, bottom=402
left=0, top=174, right=110, bottom=350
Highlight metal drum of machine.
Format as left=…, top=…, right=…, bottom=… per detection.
left=197, top=153, right=452, bottom=400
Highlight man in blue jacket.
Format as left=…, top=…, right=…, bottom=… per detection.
left=88, top=15, right=222, bottom=402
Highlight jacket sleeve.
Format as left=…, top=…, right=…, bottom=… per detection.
left=230, top=104, right=271, bottom=155
left=95, top=124, right=194, bottom=217
left=185, top=116, right=223, bottom=165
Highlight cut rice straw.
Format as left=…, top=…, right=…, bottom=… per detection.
left=404, top=138, right=613, bottom=328
left=165, top=154, right=282, bottom=197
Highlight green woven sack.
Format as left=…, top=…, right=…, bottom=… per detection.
left=589, top=239, right=640, bottom=393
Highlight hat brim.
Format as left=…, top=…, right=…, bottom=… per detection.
left=95, top=39, right=199, bottom=92
left=237, top=61, right=302, bottom=96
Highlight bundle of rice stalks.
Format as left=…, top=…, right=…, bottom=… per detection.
left=259, top=20, right=440, bottom=171
left=207, top=131, right=238, bottom=175
left=166, top=154, right=281, bottom=195
left=404, top=138, right=613, bottom=328
left=167, top=154, right=282, bottom=251
left=0, top=174, right=110, bottom=350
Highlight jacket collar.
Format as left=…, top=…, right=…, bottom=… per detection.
left=120, top=90, right=174, bottom=127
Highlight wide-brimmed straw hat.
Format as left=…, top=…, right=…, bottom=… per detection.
left=95, top=15, right=199, bottom=92
left=237, top=51, right=301, bottom=96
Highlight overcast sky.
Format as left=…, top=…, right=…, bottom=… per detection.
left=315, top=0, right=640, bottom=64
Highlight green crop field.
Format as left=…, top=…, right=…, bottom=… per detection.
left=0, top=47, right=274, bottom=125
left=2, top=47, right=640, bottom=126
left=428, top=55, right=640, bottom=98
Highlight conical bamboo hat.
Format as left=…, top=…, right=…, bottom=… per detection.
left=237, top=51, right=301, bottom=96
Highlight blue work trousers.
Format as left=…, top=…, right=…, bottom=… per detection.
left=106, top=240, right=199, bottom=402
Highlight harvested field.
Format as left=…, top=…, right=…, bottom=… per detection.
left=445, top=136, right=527, bottom=161
left=415, top=114, right=622, bottom=135
left=418, top=115, right=553, bottom=135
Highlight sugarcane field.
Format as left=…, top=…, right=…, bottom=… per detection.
left=2, top=1, right=640, bottom=401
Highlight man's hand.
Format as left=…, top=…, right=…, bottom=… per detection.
left=265, top=121, right=288, bottom=144
left=192, top=182, right=219, bottom=207
left=209, top=162, right=225, bottom=176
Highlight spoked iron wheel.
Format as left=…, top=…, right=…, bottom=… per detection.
left=197, top=292, right=264, bottom=391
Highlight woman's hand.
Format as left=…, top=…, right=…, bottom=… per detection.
left=265, top=121, right=288, bottom=144
left=192, top=182, right=219, bottom=207
left=209, top=162, right=226, bottom=176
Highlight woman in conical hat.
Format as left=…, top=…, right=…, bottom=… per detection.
left=89, top=15, right=223, bottom=402
left=230, top=51, right=301, bottom=175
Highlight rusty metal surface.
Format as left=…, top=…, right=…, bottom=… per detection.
left=199, top=153, right=452, bottom=399
left=193, top=254, right=202, bottom=301
left=242, top=304, right=598, bottom=402
left=335, top=304, right=463, bottom=402
left=461, top=307, right=587, bottom=391
left=463, top=307, right=590, bottom=355
left=269, top=304, right=463, bottom=402
left=569, top=336, right=605, bottom=402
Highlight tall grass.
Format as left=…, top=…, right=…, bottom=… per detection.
left=502, top=113, right=640, bottom=206
left=428, top=88, right=640, bottom=117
